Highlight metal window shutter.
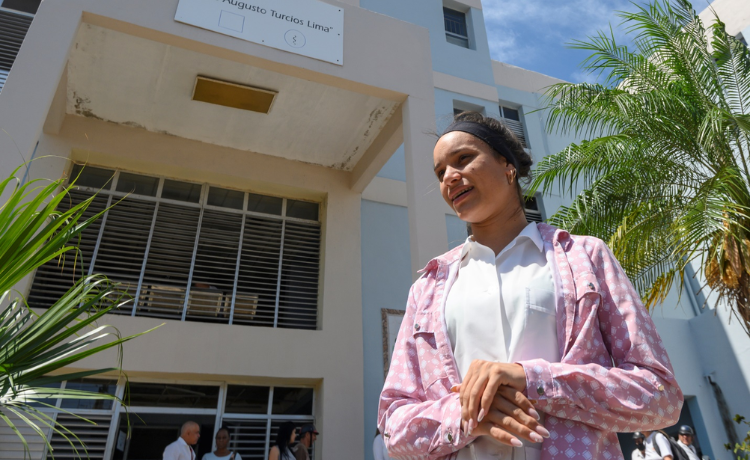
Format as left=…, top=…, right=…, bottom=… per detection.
left=233, top=216, right=283, bottom=327
left=277, top=221, right=321, bottom=330
left=0, top=10, right=33, bottom=92
left=186, top=209, right=244, bottom=323
left=27, top=191, right=109, bottom=310
left=222, top=418, right=315, bottom=460
left=46, top=414, right=111, bottom=460
left=525, top=209, right=543, bottom=223
left=500, top=118, right=527, bottom=148
left=0, top=412, right=48, bottom=460
left=136, top=203, right=201, bottom=320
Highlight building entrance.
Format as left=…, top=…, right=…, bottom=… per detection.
left=112, top=413, right=214, bottom=460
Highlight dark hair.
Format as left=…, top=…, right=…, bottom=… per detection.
left=216, top=426, right=230, bottom=437
left=275, top=422, right=297, bottom=459
left=445, top=111, right=533, bottom=213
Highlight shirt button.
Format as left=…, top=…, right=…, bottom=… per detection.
left=537, top=385, right=545, bottom=396
left=446, top=431, right=453, bottom=443
left=414, top=323, right=421, bottom=331
left=588, top=282, right=595, bottom=291
left=384, top=432, right=390, bottom=438
left=658, top=384, right=664, bottom=391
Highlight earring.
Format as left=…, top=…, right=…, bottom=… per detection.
left=507, top=169, right=517, bottom=184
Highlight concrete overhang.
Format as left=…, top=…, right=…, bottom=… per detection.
left=12, top=0, right=435, bottom=191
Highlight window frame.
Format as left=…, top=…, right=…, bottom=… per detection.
left=28, top=164, right=323, bottom=330
left=442, top=7, right=470, bottom=49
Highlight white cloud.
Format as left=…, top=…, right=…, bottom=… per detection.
left=482, top=0, right=636, bottom=64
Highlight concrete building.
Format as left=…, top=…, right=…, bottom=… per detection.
left=0, top=0, right=748, bottom=459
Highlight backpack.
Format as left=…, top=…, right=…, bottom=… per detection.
left=653, top=431, right=690, bottom=460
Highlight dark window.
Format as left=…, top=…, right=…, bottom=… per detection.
left=116, top=172, right=159, bottom=196
left=0, top=6, right=34, bottom=92
left=1, top=0, right=42, bottom=14
left=208, top=186, right=245, bottom=210
left=71, top=164, right=115, bottom=190
left=286, top=200, right=319, bottom=221
left=225, top=386, right=271, bottom=414
left=499, top=105, right=527, bottom=147
left=162, top=179, right=202, bottom=203
left=125, top=382, right=220, bottom=408
left=60, top=379, right=118, bottom=410
left=272, top=387, right=314, bottom=415
left=443, top=8, right=469, bottom=48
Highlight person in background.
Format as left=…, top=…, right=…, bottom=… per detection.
left=373, top=429, right=395, bottom=460
left=293, top=424, right=318, bottom=460
left=269, top=421, right=296, bottom=460
left=632, top=432, right=646, bottom=460
left=676, top=425, right=703, bottom=460
left=643, top=430, right=673, bottom=460
left=202, top=427, right=241, bottom=460
left=164, top=421, right=200, bottom=460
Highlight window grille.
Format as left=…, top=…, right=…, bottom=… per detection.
left=0, top=413, right=49, bottom=460
left=223, top=386, right=315, bottom=460
left=46, top=414, right=112, bottom=460
left=27, top=165, right=322, bottom=330
left=0, top=7, right=33, bottom=92
left=524, top=196, right=543, bottom=223
left=499, top=105, right=527, bottom=148
left=443, top=7, right=469, bottom=49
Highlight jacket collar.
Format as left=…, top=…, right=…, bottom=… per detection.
left=419, top=223, right=572, bottom=274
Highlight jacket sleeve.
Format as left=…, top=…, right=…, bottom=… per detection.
left=517, top=239, right=683, bottom=432
left=377, top=276, right=475, bottom=460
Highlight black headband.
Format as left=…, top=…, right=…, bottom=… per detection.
left=441, top=121, right=518, bottom=170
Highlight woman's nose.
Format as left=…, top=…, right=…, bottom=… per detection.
left=443, top=166, right=460, bottom=185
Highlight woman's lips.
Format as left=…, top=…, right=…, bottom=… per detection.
left=452, top=187, right=474, bottom=206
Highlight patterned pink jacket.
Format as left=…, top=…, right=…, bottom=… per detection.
left=378, top=224, right=683, bottom=460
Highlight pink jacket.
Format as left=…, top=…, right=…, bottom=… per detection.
left=378, top=224, right=683, bottom=460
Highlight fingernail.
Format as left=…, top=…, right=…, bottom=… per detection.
left=510, top=437, right=523, bottom=448
left=462, top=420, right=467, bottom=434
left=451, top=385, right=460, bottom=393
left=467, top=419, right=475, bottom=436
left=530, top=432, right=543, bottom=443
left=536, top=426, right=550, bottom=438
left=528, top=408, right=540, bottom=420
left=478, top=408, right=485, bottom=422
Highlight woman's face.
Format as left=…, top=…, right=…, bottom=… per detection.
left=289, top=429, right=297, bottom=444
left=433, top=131, right=517, bottom=224
left=215, top=430, right=229, bottom=450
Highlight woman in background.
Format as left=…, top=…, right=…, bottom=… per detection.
left=202, top=427, right=240, bottom=460
left=268, top=421, right=296, bottom=460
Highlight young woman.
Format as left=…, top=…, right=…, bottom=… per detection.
left=268, top=421, right=296, bottom=460
left=377, top=111, right=683, bottom=459
left=202, top=427, right=241, bottom=460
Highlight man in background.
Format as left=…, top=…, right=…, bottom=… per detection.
left=676, top=425, right=703, bottom=460
left=164, top=421, right=201, bottom=460
left=632, top=432, right=646, bottom=460
left=294, top=424, right=318, bottom=460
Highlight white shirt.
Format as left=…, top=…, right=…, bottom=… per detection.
left=202, top=453, right=242, bottom=460
left=632, top=448, right=646, bottom=460
left=163, top=437, right=194, bottom=460
left=645, top=432, right=673, bottom=460
left=677, top=441, right=700, bottom=460
left=445, top=223, right=558, bottom=460
left=373, top=434, right=395, bottom=460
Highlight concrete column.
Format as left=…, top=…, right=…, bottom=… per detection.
left=0, top=1, right=80, bottom=178
left=403, top=94, right=448, bottom=276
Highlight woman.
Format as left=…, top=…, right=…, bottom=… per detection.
left=269, top=421, right=296, bottom=460
left=202, top=427, right=241, bottom=460
left=377, top=111, right=683, bottom=459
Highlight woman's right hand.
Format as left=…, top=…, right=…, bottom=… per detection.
left=464, top=385, right=550, bottom=447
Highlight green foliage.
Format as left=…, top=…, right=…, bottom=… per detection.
left=725, top=414, right=750, bottom=459
left=529, top=0, right=750, bottom=333
left=0, top=164, right=158, bottom=458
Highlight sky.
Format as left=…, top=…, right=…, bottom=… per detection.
left=482, top=0, right=714, bottom=83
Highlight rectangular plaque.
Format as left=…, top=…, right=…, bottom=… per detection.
left=175, top=0, right=344, bottom=65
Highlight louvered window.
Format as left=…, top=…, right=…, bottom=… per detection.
left=499, top=105, right=527, bottom=148
left=47, top=414, right=111, bottom=460
left=0, top=7, right=34, bottom=93
left=223, top=386, right=315, bottom=460
left=27, top=165, right=322, bottom=330
left=443, top=7, right=469, bottom=49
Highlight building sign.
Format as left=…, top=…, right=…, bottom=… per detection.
left=175, top=0, right=344, bottom=65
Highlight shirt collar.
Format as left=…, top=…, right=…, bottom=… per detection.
left=460, top=222, right=544, bottom=261
left=177, top=437, right=189, bottom=447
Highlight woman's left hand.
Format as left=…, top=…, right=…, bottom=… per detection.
left=457, top=360, right=528, bottom=430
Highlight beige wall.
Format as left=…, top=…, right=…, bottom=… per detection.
left=0, top=0, right=440, bottom=458
left=699, top=0, right=750, bottom=37
left=26, top=114, right=363, bottom=459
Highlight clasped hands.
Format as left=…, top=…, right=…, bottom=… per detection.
left=454, top=360, right=550, bottom=447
